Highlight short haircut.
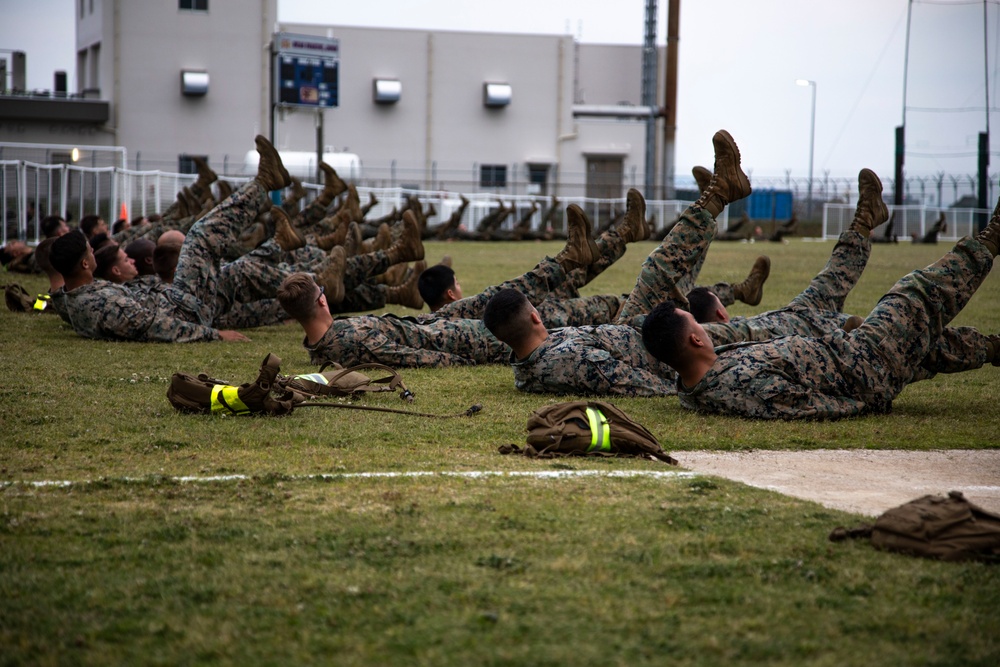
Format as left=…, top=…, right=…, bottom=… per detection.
left=130, top=215, right=147, bottom=226
left=111, top=218, right=129, bottom=235
left=417, top=264, right=456, bottom=309
left=147, top=213, right=163, bottom=223
left=93, top=243, right=122, bottom=280
left=125, top=238, right=156, bottom=275
left=277, top=272, right=321, bottom=321
left=153, top=242, right=182, bottom=282
left=33, top=237, right=59, bottom=277
left=49, top=230, right=90, bottom=278
left=40, top=215, right=66, bottom=238
left=483, top=288, right=533, bottom=348
left=89, top=232, right=113, bottom=251
left=686, top=287, right=720, bottom=323
left=641, top=300, right=691, bottom=370
left=79, top=215, right=103, bottom=237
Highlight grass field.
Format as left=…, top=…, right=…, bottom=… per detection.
left=2, top=236, right=999, bottom=665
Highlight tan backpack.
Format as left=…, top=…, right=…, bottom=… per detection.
left=166, top=353, right=295, bottom=416
left=830, top=491, right=1000, bottom=562
left=499, top=400, right=678, bottom=464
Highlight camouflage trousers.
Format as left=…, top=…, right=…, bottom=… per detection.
left=172, top=181, right=275, bottom=325
left=436, top=256, right=571, bottom=319
left=704, top=230, right=870, bottom=346
left=684, top=237, right=994, bottom=419
left=616, top=206, right=717, bottom=325
left=852, top=236, right=994, bottom=407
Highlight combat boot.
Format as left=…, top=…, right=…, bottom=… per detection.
left=343, top=221, right=363, bottom=257
left=316, top=246, right=346, bottom=305
left=192, top=156, right=218, bottom=187
left=849, top=168, right=889, bottom=237
left=986, top=334, right=1000, bottom=366
left=976, top=198, right=1000, bottom=256
left=254, top=134, right=291, bottom=192
left=733, top=255, right=771, bottom=306
left=385, top=261, right=427, bottom=310
left=692, top=165, right=713, bottom=194
left=314, top=217, right=349, bottom=251
left=361, top=191, right=380, bottom=218
left=556, top=205, right=600, bottom=271
left=318, top=162, right=348, bottom=205
left=694, top=130, right=752, bottom=218
left=284, top=177, right=306, bottom=211
left=386, top=212, right=425, bottom=264
left=615, top=188, right=649, bottom=244
left=272, top=207, right=305, bottom=251
left=373, top=222, right=392, bottom=251
left=216, top=180, right=234, bottom=201
left=842, top=315, right=864, bottom=333
left=343, top=185, right=363, bottom=223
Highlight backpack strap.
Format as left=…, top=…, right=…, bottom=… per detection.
left=318, top=361, right=414, bottom=401
left=295, top=401, right=482, bottom=419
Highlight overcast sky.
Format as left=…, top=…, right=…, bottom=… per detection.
left=2, top=0, right=994, bottom=181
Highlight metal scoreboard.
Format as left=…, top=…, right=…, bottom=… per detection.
left=273, top=32, right=340, bottom=108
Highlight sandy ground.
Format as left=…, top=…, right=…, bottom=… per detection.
left=677, top=449, right=1000, bottom=517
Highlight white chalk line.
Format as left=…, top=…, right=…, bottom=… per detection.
left=2, top=469, right=699, bottom=489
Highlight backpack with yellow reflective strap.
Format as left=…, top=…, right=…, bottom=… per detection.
left=166, top=353, right=295, bottom=416
left=500, top=400, right=678, bottom=464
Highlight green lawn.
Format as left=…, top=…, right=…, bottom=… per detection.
left=2, top=237, right=998, bottom=665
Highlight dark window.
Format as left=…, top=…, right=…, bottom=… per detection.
left=178, top=154, right=208, bottom=175
left=179, top=0, right=208, bottom=11
left=480, top=164, right=507, bottom=188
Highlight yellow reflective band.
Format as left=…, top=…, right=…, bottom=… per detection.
left=211, top=384, right=250, bottom=415
left=294, top=373, right=329, bottom=385
left=33, top=294, right=50, bottom=311
left=585, top=407, right=611, bottom=452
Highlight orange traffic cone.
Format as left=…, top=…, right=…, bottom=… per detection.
left=119, top=201, right=128, bottom=221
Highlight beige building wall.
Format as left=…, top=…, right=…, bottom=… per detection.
left=66, top=2, right=657, bottom=195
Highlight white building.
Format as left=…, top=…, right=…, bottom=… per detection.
left=1, top=0, right=674, bottom=200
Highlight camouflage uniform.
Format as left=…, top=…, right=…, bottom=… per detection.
left=678, top=236, right=995, bottom=420
left=511, top=206, right=718, bottom=395
left=63, top=181, right=303, bottom=342
left=48, top=286, right=71, bottom=324
left=702, top=230, right=869, bottom=347
left=306, top=256, right=576, bottom=367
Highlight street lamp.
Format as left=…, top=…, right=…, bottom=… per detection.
left=796, top=79, right=816, bottom=219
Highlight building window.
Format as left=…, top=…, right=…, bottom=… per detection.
left=480, top=164, right=507, bottom=188
left=178, top=154, right=209, bottom=175
left=179, top=0, right=208, bottom=11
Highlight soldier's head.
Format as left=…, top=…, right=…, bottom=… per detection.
left=642, top=300, right=710, bottom=372
left=125, top=238, right=157, bottom=276
left=94, top=244, right=138, bottom=283
left=417, top=264, right=462, bottom=311
left=278, top=272, right=325, bottom=322
left=157, top=229, right=185, bottom=246
left=79, top=214, right=108, bottom=239
left=50, top=230, right=95, bottom=281
left=153, top=242, right=182, bottom=283
left=33, top=237, right=64, bottom=290
left=41, top=215, right=69, bottom=238
left=686, top=287, right=730, bottom=324
left=483, top=288, right=543, bottom=352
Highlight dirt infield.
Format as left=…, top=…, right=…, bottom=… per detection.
left=678, top=449, right=1000, bottom=517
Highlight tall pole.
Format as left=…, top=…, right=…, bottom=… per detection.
left=796, top=79, right=816, bottom=219
left=641, top=0, right=659, bottom=198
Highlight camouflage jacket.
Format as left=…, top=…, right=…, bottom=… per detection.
left=63, top=279, right=220, bottom=343
left=510, top=325, right=677, bottom=396
left=306, top=313, right=509, bottom=368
